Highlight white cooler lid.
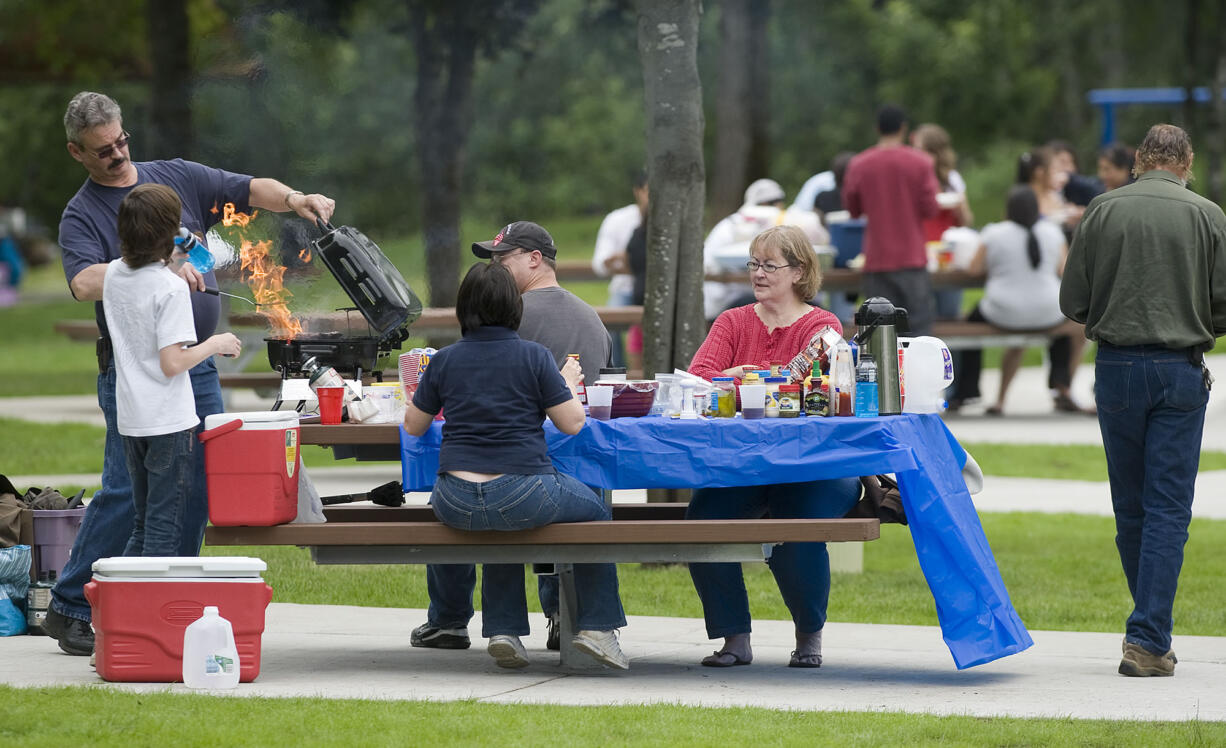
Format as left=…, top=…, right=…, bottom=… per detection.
left=91, top=556, right=267, bottom=578
left=204, top=410, right=299, bottom=431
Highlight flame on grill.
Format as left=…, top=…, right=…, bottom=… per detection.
left=222, top=203, right=302, bottom=339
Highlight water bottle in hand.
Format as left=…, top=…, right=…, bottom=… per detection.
left=176, top=227, right=214, bottom=274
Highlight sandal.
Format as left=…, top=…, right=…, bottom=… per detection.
left=984, top=406, right=1003, bottom=417
left=788, top=650, right=822, bottom=668
left=701, top=650, right=752, bottom=667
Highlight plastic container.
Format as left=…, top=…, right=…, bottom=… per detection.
left=827, top=218, right=866, bottom=267
left=777, top=384, right=801, bottom=417
left=712, top=377, right=736, bottom=418
left=854, top=353, right=879, bottom=418
left=183, top=606, right=240, bottom=689
left=739, top=383, right=766, bottom=420
left=199, top=411, right=300, bottom=527
left=31, top=507, right=86, bottom=578
left=177, top=227, right=215, bottom=274
left=25, top=570, right=55, bottom=635
left=764, top=376, right=787, bottom=417
left=84, top=556, right=271, bottom=684
left=902, top=336, right=955, bottom=414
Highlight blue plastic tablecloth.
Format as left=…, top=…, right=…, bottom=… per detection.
left=400, top=413, right=1033, bottom=669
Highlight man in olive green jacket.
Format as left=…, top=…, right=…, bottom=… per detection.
left=1061, top=123, right=1226, bottom=678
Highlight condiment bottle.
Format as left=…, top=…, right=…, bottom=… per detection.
left=777, top=384, right=801, bottom=417
left=764, top=376, right=786, bottom=417
left=567, top=353, right=586, bottom=404
left=804, top=361, right=828, bottom=416
left=833, top=344, right=855, bottom=416
left=854, top=353, right=879, bottom=418
left=769, top=362, right=782, bottom=377
left=712, top=377, right=736, bottom=418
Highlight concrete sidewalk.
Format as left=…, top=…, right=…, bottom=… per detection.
left=3, top=604, right=1225, bottom=721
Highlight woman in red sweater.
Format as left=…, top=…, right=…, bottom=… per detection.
left=686, top=225, right=863, bottom=669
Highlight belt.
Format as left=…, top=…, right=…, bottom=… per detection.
left=1099, top=341, right=1213, bottom=391
left=96, top=336, right=112, bottom=374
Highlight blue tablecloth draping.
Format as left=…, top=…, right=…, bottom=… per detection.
left=400, top=413, right=1033, bottom=669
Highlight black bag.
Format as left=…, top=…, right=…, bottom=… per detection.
left=845, top=474, right=907, bottom=525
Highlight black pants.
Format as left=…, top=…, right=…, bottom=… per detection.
left=862, top=268, right=934, bottom=337
left=952, top=303, right=1073, bottom=401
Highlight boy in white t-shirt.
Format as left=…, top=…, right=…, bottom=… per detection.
left=103, top=184, right=241, bottom=555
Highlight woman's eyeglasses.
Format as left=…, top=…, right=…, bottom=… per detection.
left=745, top=260, right=794, bottom=273
left=83, top=131, right=131, bottom=160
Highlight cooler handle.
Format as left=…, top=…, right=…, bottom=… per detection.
left=199, top=418, right=244, bottom=443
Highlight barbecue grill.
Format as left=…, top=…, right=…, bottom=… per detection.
left=265, top=220, right=422, bottom=382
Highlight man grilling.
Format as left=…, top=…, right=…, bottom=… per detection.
left=44, top=91, right=336, bottom=657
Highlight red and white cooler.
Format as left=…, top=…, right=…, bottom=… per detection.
left=200, top=411, right=299, bottom=526
left=84, top=556, right=272, bottom=683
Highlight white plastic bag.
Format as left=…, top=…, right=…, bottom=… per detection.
left=293, top=462, right=327, bottom=524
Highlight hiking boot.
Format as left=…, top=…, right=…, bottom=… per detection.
left=546, top=615, right=560, bottom=652
left=43, top=607, right=94, bottom=656
left=572, top=629, right=630, bottom=670
left=410, top=622, right=470, bottom=650
left=487, top=635, right=530, bottom=669
left=1119, top=641, right=1177, bottom=677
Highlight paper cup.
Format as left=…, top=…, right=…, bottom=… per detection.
left=587, top=384, right=614, bottom=420
left=739, top=384, right=767, bottom=420
left=317, top=386, right=345, bottom=425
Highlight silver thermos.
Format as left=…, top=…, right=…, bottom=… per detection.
left=853, top=297, right=907, bottom=415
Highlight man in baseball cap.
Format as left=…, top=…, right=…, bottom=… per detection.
left=413, top=219, right=613, bottom=654
left=471, top=221, right=557, bottom=260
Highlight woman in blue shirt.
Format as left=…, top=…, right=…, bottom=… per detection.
left=404, top=261, right=628, bottom=670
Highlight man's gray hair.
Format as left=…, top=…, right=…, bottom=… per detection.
left=1133, top=123, right=1194, bottom=179
left=64, top=92, right=122, bottom=143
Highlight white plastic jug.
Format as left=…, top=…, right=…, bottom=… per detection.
left=182, top=606, right=240, bottom=689
left=901, top=336, right=954, bottom=414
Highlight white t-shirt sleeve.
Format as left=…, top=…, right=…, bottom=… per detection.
left=591, top=204, right=640, bottom=277
left=154, top=273, right=198, bottom=351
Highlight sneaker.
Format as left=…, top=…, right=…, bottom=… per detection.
left=1119, top=641, right=1177, bottom=677
left=487, top=635, right=530, bottom=669
left=43, top=607, right=94, bottom=656
left=410, top=622, right=471, bottom=650
left=572, top=629, right=630, bottom=670
left=546, top=615, right=560, bottom=652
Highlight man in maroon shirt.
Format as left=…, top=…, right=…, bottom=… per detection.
left=843, top=105, right=941, bottom=335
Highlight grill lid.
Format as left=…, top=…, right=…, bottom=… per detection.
left=311, top=219, right=422, bottom=343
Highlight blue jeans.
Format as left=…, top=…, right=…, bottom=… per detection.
left=429, top=471, right=626, bottom=637
left=50, top=358, right=223, bottom=622
left=686, top=477, right=863, bottom=639
left=425, top=565, right=558, bottom=627
left=121, top=428, right=197, bottom=556
left=1095, top=343, right=1208, bottom=655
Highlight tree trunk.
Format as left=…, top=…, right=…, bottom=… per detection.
left=637, top=0, right=705, bottom=507
left=710, top=0, right=770, bottom=221
left=409, top=6, right=477, bottom=313
left=636, top=0, right=706, bottom=375
left=147, top=0, right=193, bottom=160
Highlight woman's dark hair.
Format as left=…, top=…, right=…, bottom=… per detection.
left=455, top=261, right=522, bottom=335
left=1005, top=185, right=1042, bottom=269
left=118, top=183, right=181, bottom=268
left=1099, top=142, right=1135, bottom=171
left=1016, top=146, right=1053, bottom=185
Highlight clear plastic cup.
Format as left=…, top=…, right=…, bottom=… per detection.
left=739, top=384, right=767, bottom=420
left=587, top=384, right=614, bottom=420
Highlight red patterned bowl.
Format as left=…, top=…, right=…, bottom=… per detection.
left=596, top=380, right=659, bottom=418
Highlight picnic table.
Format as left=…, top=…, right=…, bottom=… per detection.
left=272, top=413, right=1032, bottom=669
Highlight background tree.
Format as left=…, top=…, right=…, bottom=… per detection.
left=147, top=0, right=194, bottom=160
left=709, top=0, right=770, bottom=219
left=636, top=0, right=706, bottom=375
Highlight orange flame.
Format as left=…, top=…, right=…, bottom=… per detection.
left=222, top=202, right=302, bottom=339
left=298, top=247, right=312, bottom=263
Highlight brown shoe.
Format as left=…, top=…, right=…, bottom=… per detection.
left=1119, top=642, right=1177, bottom=677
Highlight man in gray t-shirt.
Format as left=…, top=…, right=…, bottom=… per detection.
left=410, top=221, right=612, bottom=654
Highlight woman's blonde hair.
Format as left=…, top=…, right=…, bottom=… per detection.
left=749, top=224, right=822, bottom=300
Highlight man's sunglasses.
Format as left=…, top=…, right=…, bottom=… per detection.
left=82, top=131, right=131, bottom=160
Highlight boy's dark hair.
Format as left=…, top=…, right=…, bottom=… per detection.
left=1099, top=141, right=1136, bottom=170
left=456, top=261, right=522, bottom=335
left=118, top=183, right=181, bottom=268
left=876, top=105, right=907, bottom=136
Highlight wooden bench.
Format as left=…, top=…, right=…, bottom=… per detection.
left=205, top=503, right=879, bottom=669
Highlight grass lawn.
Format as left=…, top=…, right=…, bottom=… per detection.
left=2, top=686, right=1223, bottom=748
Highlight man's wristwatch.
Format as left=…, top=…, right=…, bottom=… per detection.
left=284, top=190, right=304, bottom=209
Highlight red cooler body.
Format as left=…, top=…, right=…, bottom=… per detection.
left=84, top=557, right=272, bottom=683
left=201, top=411, right=299, bottom=526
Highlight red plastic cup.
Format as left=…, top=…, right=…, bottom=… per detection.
left=316, top=386, right=345, bottom=425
